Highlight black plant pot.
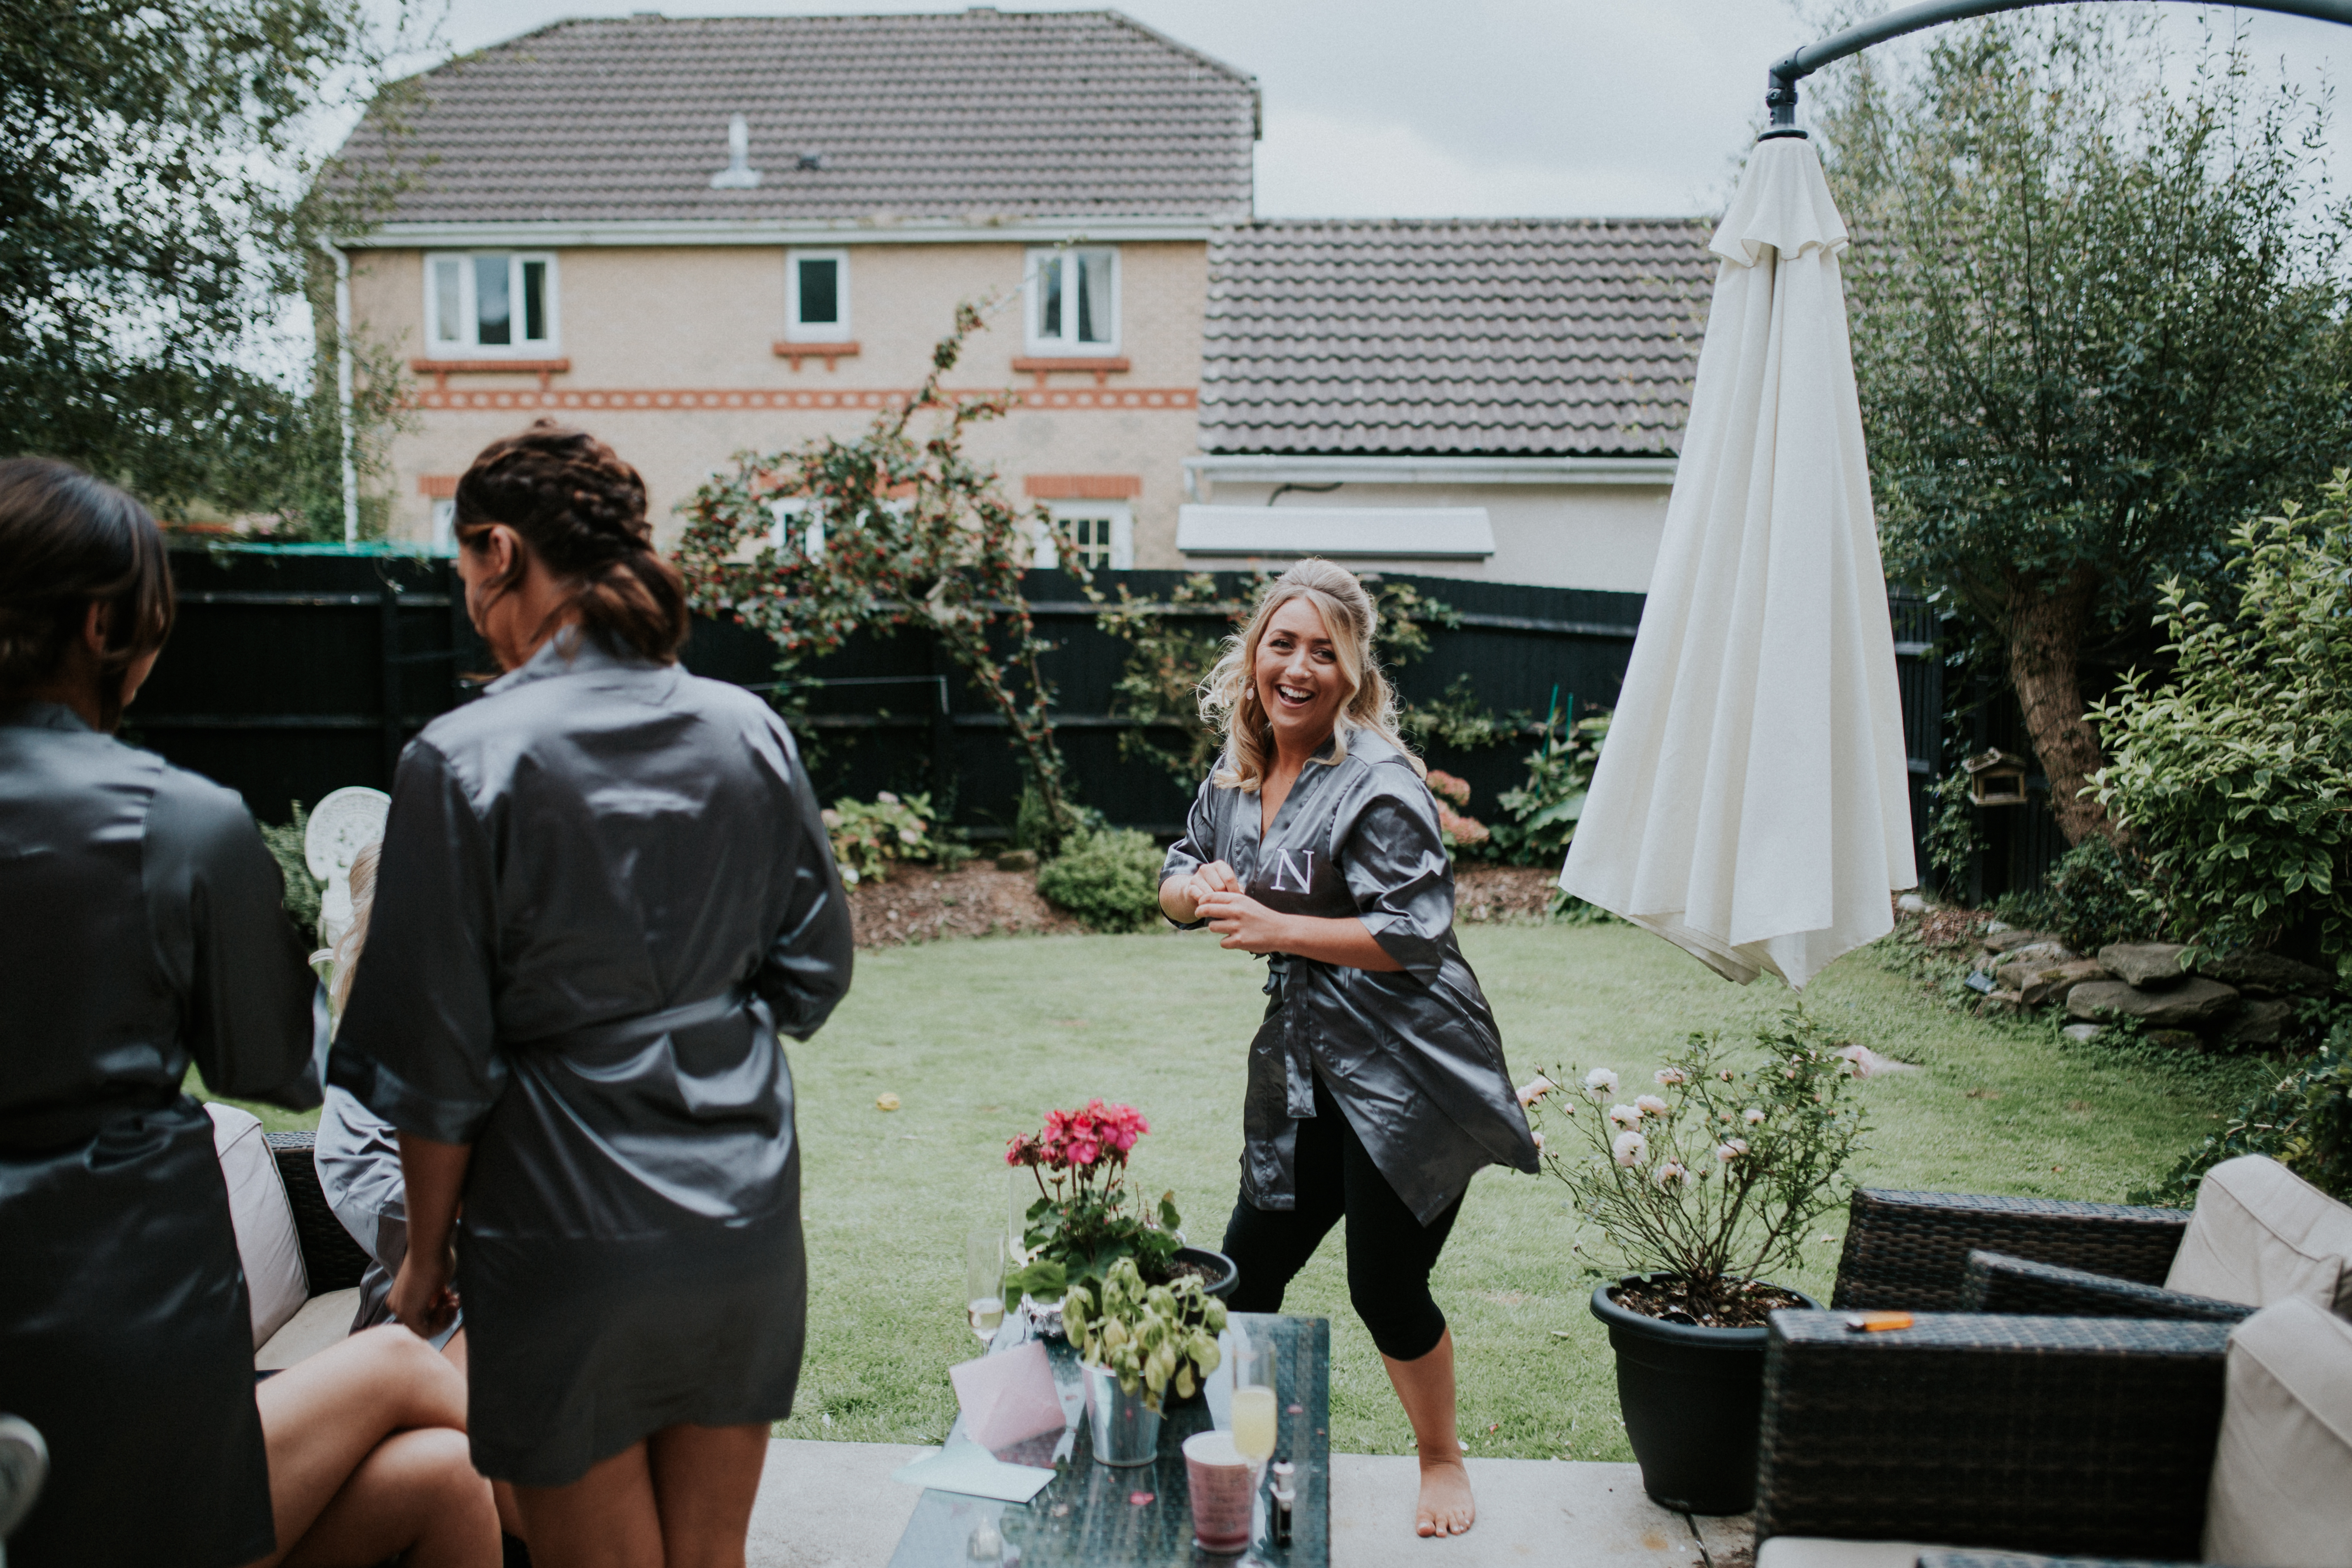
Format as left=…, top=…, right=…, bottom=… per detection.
left=1589, top=1275, right=1822, bottom=1516
left=1176, top=1244, right=1238, bottom=1300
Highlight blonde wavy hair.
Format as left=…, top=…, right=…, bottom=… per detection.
left=1201, top=558, right=1424, bottom=791
left=323, top=840, right=381, bottom=1018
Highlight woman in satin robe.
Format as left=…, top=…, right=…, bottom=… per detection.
left=1159, top=558, right=1539, bottom=1542
left=0, top=458, right=498, bottom=1568
left=329, top=420, right=855, bottom=1567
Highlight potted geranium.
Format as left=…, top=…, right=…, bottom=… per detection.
left=1523, top=1011, right=1867, bottom=1515
left=1002, top=1100, right=1236, bottom=1316
left=1061, top=1257, right=1227, bottom=1466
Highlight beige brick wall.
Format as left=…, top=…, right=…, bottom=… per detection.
left=349, top=240, right=1207, bottom=552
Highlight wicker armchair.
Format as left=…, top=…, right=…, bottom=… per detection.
left=1752, top=1311, right=2232, bottom=1561
left=1954, top=1252, right=2251, bottom=1323
left=264, top=1130, right=372, bottom=1297
left=1830, top=1188, right=2195, bottom=1312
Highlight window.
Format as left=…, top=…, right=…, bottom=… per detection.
left=425, top=253, right=557, bottom=353
left=430, top=498, right=456, bottom=554
left=1026, top=247, right=1118, bottom=354
left=768, top=498, right=821, bottom=557
left=785, top=249, right=851, bottom=341
left=1032, top=502, right=1133, bottom=570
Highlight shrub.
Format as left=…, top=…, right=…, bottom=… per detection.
left=1490, top=709, right=1610, bottom=867
left=1994, top=835, right=2167, bottom=953
left=1037, top=827, right=1165, bottom=933
left=2092, top=476, right=2352, bottom=960
left=1424, top=770, right=1490, bottom=854
left=257, top=801, right=324, bottom=933
left=822, top=791, right=959, bottom=887
left=2132, top=1018, right=2352, bottom=1204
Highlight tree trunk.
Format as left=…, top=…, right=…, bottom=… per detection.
left=2005, top=568, right=2115, bottom=846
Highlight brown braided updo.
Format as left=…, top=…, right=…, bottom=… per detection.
left=0, top=458, right=175, bottom=732
left=453, top=419, right=689, bottom=663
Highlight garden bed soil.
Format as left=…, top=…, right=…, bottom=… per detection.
left=1608, top=1275, right=1809, bottom=1329
left=846, top=864, right=1085, bottom=949
left=847, top=861, right=1563, bottom=948
left=1454, top=866, right=1563, bottom=923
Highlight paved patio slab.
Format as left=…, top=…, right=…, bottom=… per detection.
left=744, top=1440, right=1754, bottom=1568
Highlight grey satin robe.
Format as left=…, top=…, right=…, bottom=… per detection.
left=1161, top=729, right=1539, bottom=1226
left=0, top=701, right=321, bottom=1568
left=330, top=632, right=854, bottom=1486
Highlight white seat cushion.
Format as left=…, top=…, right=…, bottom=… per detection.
left=2165, top=1155, right=2352, bottom=1316
left=2203, top=1296, right=2352, bottom=1568
left=255, top=1287, right=363, bottom=1371
left=203, top=1103, right=309, bottom=1349
left=1756, top=1538, right=1936, bottom=1568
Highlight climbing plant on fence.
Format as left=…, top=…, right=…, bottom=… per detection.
left=671, top=301, right=1082, bottom=843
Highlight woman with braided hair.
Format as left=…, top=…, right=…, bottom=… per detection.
left=330, top=420, right=855, bottom=1567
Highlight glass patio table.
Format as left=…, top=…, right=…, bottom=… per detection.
left=885, top=1311, right=1330, bottom=1568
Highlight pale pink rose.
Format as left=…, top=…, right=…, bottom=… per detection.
left=1530, top=1130, right=1546, bottom=1153
left=1634, top=1094, right=1668, bottom=1117
left=1516, top=1075, right=1557, bottom=1108
left=1612, top=1130, right=1647, bottom=1167
left=1744, top=1108, right=1766, bottom=1126
left=1653, top=1160, right=1688, bottom=1190
left=1582, top=1068, right=1620, bottom=1101
left=1655, top=1067, right=1688, bottom=1086
left=1606, top=1103, right=1641, bottom=1130
left=1717, top=1069, right=1736, bottom=1082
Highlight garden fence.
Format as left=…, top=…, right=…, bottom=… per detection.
left=137, top=548, right=1956, bottom=880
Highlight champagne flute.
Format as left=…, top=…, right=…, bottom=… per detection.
left=964, top=1228, right=1006, bottom=1346
left=1227, top=1327, right=1279, bottom=1563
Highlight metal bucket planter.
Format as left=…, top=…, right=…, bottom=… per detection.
left=1589, top=1275, right=1823, bottom=1515
left=1081, top=1362, right=1162, bottom=1467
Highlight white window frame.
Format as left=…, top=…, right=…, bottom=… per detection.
left=423, top=251, right=560, bottom=355
left=1032, top=501, right=1133, bottom=571
left=768, top=498, right=820, bottom=557
left=1024, top=246, right=1120, bottom=356
left=430, top=498, right=457, bottom=554
left=784, top=248, right=852, bottom=342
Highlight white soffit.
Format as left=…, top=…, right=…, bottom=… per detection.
left=1177, top=505, right=1495, bottom=560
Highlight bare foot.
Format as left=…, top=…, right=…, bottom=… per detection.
left=1415, top=1456, right=1476, bottom=1537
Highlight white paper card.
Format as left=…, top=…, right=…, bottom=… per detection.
left=889, top=1440, right=1056, bottom=1504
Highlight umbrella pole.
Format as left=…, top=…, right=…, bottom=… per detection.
left=1763, top=0, right=2352, bottom=137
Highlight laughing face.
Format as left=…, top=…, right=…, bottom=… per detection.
left=1252, top=595, right=1350, bottom=754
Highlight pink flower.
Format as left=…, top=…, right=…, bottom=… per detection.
left=1606, top=1103, right=1641, bottom=1130
left=1655, top=1067, right=1688, bottom=1086
left=1068, top=1138, right=1100, bottom=1167
left=1612, top=1130, right=1647, bottom=1168
left=1634, top=1094, right=1668, bottom=1118
left=1516, top=1075, right=1557, bottom=1108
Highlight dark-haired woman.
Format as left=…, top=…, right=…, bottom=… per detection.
left=0, top=458, right=499, bottom=1568
left=330, top=419, right=855, bottom=1567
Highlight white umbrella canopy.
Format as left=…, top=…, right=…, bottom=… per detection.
left=1558, top=135, right=1915, bottom=988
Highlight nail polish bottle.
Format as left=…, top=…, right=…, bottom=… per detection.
left=1270, top=1461, right=1296, bottom=1548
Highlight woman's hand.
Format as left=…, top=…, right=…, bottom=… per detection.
left=389, top=1240, right=460, bottom=1339
left=1161, top=859, right=1243, bottom=923
left=1196, top=888, right=1298, bottom=955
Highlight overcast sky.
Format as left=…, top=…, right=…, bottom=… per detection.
left=371, top=2, right=2352, bottom=218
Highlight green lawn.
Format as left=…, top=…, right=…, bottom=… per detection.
left=202, top=922, right=2270, bottom=1463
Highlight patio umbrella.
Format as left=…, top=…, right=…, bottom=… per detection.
left=1557, top=135, right=1914, bottom=988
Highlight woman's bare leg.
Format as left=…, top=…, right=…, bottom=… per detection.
left=441, top=1327, right=527, bottom=1540
left=510, top=1422, right=769, bottom=1568
left=648, top=1424, right=770, bottom=1568
left=1382, top=1328, right=1475, bottom=1537
left=510, top=1442, right=663, bottom=1568
left=246, top=1324, right=498, bottom=1568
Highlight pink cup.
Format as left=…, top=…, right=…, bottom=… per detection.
left=1183, top=1430, right=1257, bottom=1554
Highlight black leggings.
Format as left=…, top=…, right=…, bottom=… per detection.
left=1219, top=1074, right=1463, bottom=1361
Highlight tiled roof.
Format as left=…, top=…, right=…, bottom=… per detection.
left=1199, top=220, right=1716, bottom=457
left=334, top=10, right=1258, bottom=227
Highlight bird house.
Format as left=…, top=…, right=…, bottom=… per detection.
left=1963, top=749, right=2031, bottom=807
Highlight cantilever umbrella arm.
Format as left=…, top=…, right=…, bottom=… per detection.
left=1764, top=0, right=2352, bottom=137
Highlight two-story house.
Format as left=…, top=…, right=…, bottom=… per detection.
left=334, top=9, right=1714, bottom=593
left=335, top=8, right=1257, bottom=568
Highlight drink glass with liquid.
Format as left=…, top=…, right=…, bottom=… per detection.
left=963, top=1228, right=1005, bottom=1346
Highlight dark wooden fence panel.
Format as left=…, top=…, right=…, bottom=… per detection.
left=135, top=550, right=1946, bottom=881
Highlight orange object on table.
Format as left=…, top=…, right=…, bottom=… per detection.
left=1842, top=1311, right=1915, bottom=1332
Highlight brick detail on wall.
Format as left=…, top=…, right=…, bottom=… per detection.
left=1025, top=474, right=1143, bottom=499
left=406, top=386, right=1197, bottom=413
left=418, top=474, right=460, bottom=498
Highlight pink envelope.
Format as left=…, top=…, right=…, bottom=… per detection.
left=949, top=1341, right=1069, bottom=1452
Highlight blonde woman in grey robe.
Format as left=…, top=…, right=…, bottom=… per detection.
left=1159, top=558, right=1540, bottom=1540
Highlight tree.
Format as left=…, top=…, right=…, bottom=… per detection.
left=0, top=1, right=414, bottom=527
left=1817, top=14, right=2352, bottom=843
left=673, top=301, right=1084, bottom=845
